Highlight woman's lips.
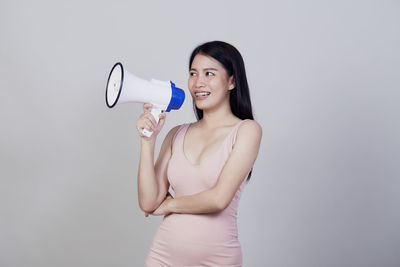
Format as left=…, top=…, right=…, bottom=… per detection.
left=194, top=91, right=211, bottom=98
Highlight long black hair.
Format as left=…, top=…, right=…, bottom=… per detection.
left=189, top=41, right=254, bottom=181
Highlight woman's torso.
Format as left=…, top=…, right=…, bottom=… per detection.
left=146, top=120, right=249, bottom=266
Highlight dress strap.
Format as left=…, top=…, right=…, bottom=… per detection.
left=171, top=123, right=189, bottom=152
left=230, top=119, right=250, bottom=147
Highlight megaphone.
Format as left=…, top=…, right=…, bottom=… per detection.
left=106, top=62, right=185, bottom=137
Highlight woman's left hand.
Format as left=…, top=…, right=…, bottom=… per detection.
left=145, top=193, right=174, bottom=217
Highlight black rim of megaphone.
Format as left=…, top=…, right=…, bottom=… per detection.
left=106, top=62, right=124, bottom=108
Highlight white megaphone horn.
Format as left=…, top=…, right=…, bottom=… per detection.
left=105, top=62, right=185, bottom=137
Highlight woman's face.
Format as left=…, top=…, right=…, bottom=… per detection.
left=188, top=54, right=235, bottom=111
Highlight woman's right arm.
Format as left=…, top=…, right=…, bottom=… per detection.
left=136, top=103, right=179, bottom=213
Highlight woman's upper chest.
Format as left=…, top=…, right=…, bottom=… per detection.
left=183, top=123, right=237, bottom=166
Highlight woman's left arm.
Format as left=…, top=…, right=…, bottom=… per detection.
left=151, top=120, right=262, bottom=216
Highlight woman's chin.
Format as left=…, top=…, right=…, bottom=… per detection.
left=193, top=100, right=203, bottom=108
left=194, top=100, right=221, bottom=112
left=194, top=102, right=208, bottom=110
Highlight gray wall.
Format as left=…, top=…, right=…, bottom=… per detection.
left=1, top=0, right=399, bottom=266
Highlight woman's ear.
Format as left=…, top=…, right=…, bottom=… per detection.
left=228, top=76, right=236, bottom=90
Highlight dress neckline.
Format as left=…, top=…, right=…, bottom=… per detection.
left=181, top=120, right=247, bottom=167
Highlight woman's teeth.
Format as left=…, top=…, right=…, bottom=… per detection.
left=195, top=92, right=211, bottom=97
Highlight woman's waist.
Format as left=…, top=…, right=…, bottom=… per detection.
left=157, top=213, right=239, bottom=241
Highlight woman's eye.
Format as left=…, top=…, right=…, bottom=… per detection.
left=206, top=72, right=214, bottom=76
left=189, top=72, right=197, bottom=77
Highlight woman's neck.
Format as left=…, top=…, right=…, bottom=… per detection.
left=199, top=103, right=238, bottom=130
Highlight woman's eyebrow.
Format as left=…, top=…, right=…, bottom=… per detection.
left=190, top=67, right=219, bottom=71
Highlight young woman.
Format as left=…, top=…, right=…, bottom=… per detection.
left=136, top=41, right=262, bottom=266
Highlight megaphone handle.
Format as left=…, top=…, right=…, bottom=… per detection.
left=142, top=107, right=163, bottom=137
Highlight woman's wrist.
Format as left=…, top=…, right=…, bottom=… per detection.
left=140, top=137, right=156, bottom=146
left=167, top=198, right=177, bottom=213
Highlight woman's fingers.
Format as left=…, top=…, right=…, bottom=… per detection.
left=136, top=105, right=167, bottom=138
left=145, top=120, right=155, bottom=131
left=146, top=112, right=158, bottom=127
left=156, top=113, right=167, bottom=130
left=142, top=103, right=152, bottom=112
left=159, top=112, right=166, bottom=120
left=137, top=113, right=157, bottom=130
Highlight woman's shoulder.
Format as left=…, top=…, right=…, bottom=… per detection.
left=237, top=119, right=262, bottom=140
left=168, top=124, right=183, bottom=134
left=165, top=124, right=184, bottom=139
left=163, top=123, right=190, bottom=145
left=240, top=119, right=262, bottom=130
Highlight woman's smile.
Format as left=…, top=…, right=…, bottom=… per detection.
left=194, top=90, right=211, bottom=99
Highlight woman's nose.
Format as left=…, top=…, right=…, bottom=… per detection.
left=194, top=74, right=206, bottom=88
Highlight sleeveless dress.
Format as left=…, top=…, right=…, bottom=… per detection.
left=146, top=120, right=249, bottom=267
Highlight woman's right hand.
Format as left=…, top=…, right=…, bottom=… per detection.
left=136, top=103, right=167, bottom=140
left=144, top=191, right=174, bottom=217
